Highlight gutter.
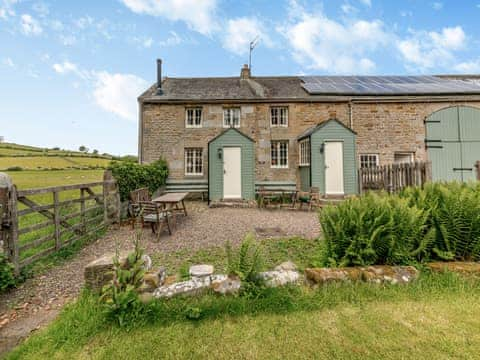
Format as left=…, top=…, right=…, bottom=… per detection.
left=139, top=94, right=480, bottom=105
left=137, top=98, right=143, bottom=164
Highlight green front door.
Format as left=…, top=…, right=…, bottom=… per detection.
left=426, top=106, right=480, bottom=181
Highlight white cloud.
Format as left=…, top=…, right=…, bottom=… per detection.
left=53, top=61, right=147, bottom=122
left=432, top=2, right=443, bottom=10
left=454, top=60, right=480, bottom=73
left=222, top=17, right=272, bottom=56
left=93, top=72, right=148, bottom=122
left=2, top=57, right=15, bottom=68
left=59, top=34, right=76, bottom=46
left=0, top=0, right=18, bottom=20
left=397, top=26, right=466, bottom=70
left=278, top=2, right=390, bottom=73
left=341, top=3, right=357, bottom=14
left=359, top=0, right=371, bottom=7
left=20, top=14, right=42, bottom=35
left=121, top=0, right=218, bottom=35
left=32, top=2, right=49, bottom=17
left=159, top=31, right=183, bottom=46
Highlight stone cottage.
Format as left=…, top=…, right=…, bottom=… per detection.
left=138, top=59, right=480, bottom=201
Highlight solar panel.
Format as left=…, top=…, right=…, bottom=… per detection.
left=301, top=76, right=480, bottom=95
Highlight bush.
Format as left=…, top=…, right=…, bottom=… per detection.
left=109, top=159, right=168, bottom=201
left=0, top=253, right=16, bottom=292
left=320, top=182, right=480, bottom=267
left=100, top=235, right=146, bottom=327
left=6, top=166, right=23, bottom=171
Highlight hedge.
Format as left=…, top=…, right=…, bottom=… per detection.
left=109, top=159, right=169, bottom=201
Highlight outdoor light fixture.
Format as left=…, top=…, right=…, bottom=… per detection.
left=320, top=143, right=325, bottom=153
left=218, top=148, right=222, bottom=159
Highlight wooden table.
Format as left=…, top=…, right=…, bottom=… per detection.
left=152, top=192, right=188, bottom=216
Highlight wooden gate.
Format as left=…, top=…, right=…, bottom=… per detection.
left=0, top=171, right=120, bottom=274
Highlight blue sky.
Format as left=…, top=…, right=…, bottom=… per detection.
left=1, top=0, right=480, bottom=155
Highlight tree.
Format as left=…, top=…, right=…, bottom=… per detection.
left=93, top=149, right=99, bottom=154
left=78, top=145, right=89, bottom=153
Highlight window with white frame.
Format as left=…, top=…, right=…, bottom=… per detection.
left=223, top=108, right=240, bottom=128
left=271, top=141, right=289, bottom=168
left=185, top=108, right=202, bottom=128
left=185, top=148, right=203, bottom=175
left=360, top=154, right=379, bottom=169
left=299, top=138, right=310, bottom=166
left=394, top=152, right=414, bottom=164
left=270, top=107, right=288, bottom=127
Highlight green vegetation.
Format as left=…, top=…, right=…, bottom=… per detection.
left=0, top=253, right=16, bottom=291
left=6, top=169, right=103, bottom=189
left=320, top=182, right=480, bottom=267
left=109, top=159, right=168, bottom=201
left=6, top=271, right=480, bottom=359
left=226, top=234, right=264, bottom=283
left=100, top=236, right=146, bottom=327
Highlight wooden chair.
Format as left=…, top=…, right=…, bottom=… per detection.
left=258, top=186, right=276, bottom=208
left=137, top=201, right=172, bottom=240
left=297, top=187, right=321, bottom=211
left=129, top=188, right=151, bottom=229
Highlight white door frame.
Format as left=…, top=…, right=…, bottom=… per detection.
left=223, top=147, right=242, bottom=199
left=324, top=140, right=344, bottom=195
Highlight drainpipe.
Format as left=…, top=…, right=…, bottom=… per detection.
left=348, top=101, right=353, bottom=129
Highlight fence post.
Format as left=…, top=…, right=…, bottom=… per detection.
left=103, top=170, right=120, bottom=225
left=53, top=191, right=61, bottom=250
left=80, top=187, right=86, bottom=234
left=0, top=173, right=19, bottom=275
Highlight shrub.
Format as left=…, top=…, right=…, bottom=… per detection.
left=320, top=182, right=480, bottom=267
left=100, top=235, right=146, bottom=327
left=109, top=159, right=168, bottom=201
left=0, top=253, right=16, bottom=292
left=6, top=166, right=23, bottom=171
left=226, top=234, right=264, bottom=296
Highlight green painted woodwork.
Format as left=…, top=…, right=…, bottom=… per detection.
left=299, top=166, right=311, bottom=192
left=307, top=120, right=358, bottom=195
left=208, top=128, right=255, bottom=201
left=426, top=106, right=480, bottom=182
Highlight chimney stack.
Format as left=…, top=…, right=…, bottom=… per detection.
left=240, top=64, right=250, bottom=80
left=156, top=59, right=163, bottom=94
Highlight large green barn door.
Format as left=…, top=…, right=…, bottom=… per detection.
left=426, top=106, right=480, bottom=182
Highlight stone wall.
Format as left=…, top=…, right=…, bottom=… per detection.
left=140, top=100, right=480, bottom=182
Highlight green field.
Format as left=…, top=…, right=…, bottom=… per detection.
left=5, top=170, right=105, bottom=263
left=0, top=142, right=111, bottom=157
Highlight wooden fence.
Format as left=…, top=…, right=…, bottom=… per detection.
left=0, top=171, right=120, bottom=274
left=358, top=161, right=431, bottom=194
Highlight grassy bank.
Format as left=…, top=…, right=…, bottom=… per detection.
left=6, top=272, right=480, bottom=359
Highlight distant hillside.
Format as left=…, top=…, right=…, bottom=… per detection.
left=0, top=142, right=136, bottom=171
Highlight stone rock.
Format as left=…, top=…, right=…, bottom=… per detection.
left=189, top=264, right=214, bottom=278
left=141, top=266, right=167, bottom=292
left=141, top=254, right=152, bottom=271
left=154, top=274, right=227, bottom=298
left=84, top=252, right=153, bottom=292
left=258, top=270, right=301, bottom=287
left=274, top=261, right=298, bottom=272
left=305, top=265, right=419, bottom=286
left=211, top=275, right=241, bottom=295
left=427, top=261, right=480, bottom=274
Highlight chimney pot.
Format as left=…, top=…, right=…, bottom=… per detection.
left=240, top=64, right=250, bottom=79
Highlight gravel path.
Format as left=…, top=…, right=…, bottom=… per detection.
left=0, top=202, right=319, bottom=355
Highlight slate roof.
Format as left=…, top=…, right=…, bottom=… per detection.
left=139, top=75, right=480, bottom=102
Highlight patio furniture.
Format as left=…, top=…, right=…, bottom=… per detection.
left=152, top=192, right=188, bottom=217
left=129, top=187, right=151, bottom=229
left=297, top=187, right=321, bottom=211
left=138, top=201, right=172, bottom=240
left=258, top=187, right=298, bottom=209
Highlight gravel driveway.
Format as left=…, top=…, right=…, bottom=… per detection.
left=0, top=202, right=320, bottom=355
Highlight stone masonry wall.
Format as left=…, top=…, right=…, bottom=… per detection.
left=141, top=100, right=480, bottom=183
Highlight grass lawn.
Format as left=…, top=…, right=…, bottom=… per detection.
left=5, top=272, right=480, bottom=359
left=6, top=169, right=105, bottom=189
left=0, top=156, right=111, bottom=170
